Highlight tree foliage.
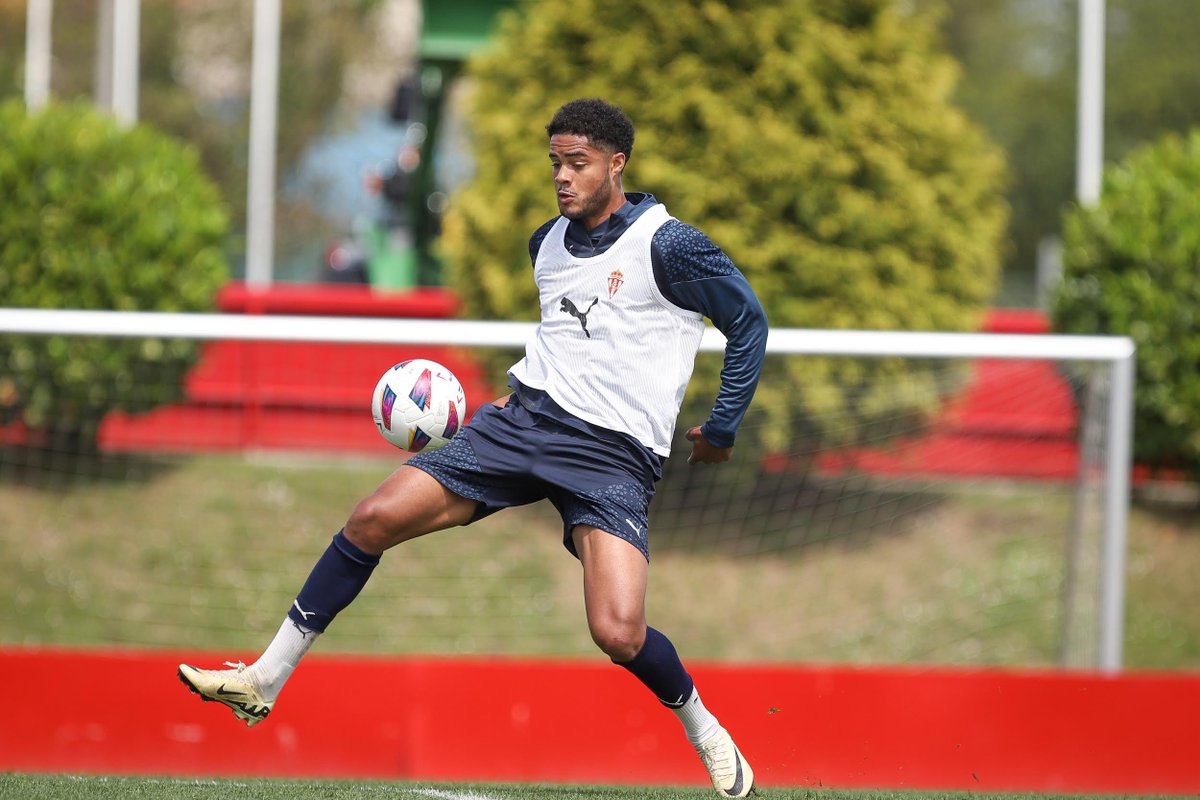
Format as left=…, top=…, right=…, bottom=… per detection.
left=0, top=0, right=392, bottom=282
left=922, top=0, right=1200, bottom=301
left=1052, top=129, right=1200, bottom=477
left=0, top=100, right=229, bottom=446
left=440, top=0, right=1008, bottom=452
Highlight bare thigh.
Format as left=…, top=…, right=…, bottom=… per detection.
left=344, top=464, right=479, bottom=555
left=572, top=524, right=649, bottom=662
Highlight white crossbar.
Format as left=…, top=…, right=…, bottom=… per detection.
left=0, top=308, right=1135, bottom=362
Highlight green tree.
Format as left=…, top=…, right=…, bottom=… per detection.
left=921, top=0, right=1200, bottom=305
left=0, top=100, right=229, bottom=448
left=923, top=0, right=1074, bottom=304
left=0, top=0, right=389, bottom=282
left=1052, top=129, right=1200, bottom=478
left=1105, top=0, right=1200, bottom=156
left=441, top=0, right=1008, bottom=453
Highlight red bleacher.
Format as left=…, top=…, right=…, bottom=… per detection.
left=815, top=309, right=1080, bottom=480
left=98, top=283, right=494, bottom=455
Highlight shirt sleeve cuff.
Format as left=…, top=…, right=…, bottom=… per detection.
left=699, top=422, right=735, bottom=449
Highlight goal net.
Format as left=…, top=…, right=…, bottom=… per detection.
left=0, top=309, right=1134, bottom=671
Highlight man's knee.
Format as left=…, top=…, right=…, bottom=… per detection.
left=590, top=616, right=646, bottom=662
left=344, top=492, right=402, bottom=553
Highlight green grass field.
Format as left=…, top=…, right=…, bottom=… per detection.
left=0, top=774, right=1157, bottom=800
left=2, top=451, right=1199, bottom=667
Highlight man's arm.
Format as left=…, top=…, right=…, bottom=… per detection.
left=651, top=221, right=768, bottom=459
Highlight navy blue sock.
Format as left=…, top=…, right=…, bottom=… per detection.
left=615, top=626, right=695, bottom=708
left=286, top=530, right=381, bottom=633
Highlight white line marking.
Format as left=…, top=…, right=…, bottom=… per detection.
left=67, top=776, right=507, bottom=799
left=409, top=789, right=505, bottom=800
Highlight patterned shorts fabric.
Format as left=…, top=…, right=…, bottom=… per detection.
left=406, top=399, right=657, bottom=560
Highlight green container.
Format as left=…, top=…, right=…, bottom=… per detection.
left=366, top=222, right=417, bottom=289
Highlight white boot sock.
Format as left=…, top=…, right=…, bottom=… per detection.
left=245, top=618, right=320, bottom=700
left=672, top=686, right=721, bottom=745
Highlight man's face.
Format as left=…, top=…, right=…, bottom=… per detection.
left=549, top=133, right=625, bottom=229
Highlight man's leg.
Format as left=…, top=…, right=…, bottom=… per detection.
left=571, top=526, right=754, bottom=797
left=178, top=465, right=477, bottom=726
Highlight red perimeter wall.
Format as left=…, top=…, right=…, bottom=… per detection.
left=2, top=646, right=1198, bottom=795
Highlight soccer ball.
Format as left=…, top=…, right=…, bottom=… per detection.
left=371, top=359, right=466, bottom=452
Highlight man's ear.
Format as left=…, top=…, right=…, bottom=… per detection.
left=610, top=151, right=627, bottom=177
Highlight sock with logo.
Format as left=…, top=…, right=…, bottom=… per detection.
left=672, top=686, right=721, bottom=745
left=286, top=529, right=381, bottom=633
left=242, top=530, right=378, bottom=699
left=615, top=626, right=696, bottom=708
left=246, top=617, right=319, bottom=700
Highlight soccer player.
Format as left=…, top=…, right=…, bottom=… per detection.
left=179, top=98, right=768, bottom=798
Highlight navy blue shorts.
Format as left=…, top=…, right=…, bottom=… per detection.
left=405, top=399, right=657, bottom=560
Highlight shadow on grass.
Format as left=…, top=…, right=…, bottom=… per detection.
left=0, top=442, right=180, bottom=489
left=650, top=453, right=946, bottom=557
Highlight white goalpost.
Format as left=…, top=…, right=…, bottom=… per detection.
left=0, top=308, right=1136, bottom=671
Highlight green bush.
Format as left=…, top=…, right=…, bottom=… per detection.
left=0, top=100, right=229, bottom=446
left=440, top=0, right=1008, bottom=453
left=1052, top=129, right=1200, bottom=477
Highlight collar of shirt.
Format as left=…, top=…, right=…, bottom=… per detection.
left=562, top=192, right=658, bottom=258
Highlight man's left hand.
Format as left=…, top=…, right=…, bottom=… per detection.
left=685, top=426, right=733, bottom=465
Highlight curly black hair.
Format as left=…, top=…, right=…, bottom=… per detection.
left=546, top=98, right=635, bottom=160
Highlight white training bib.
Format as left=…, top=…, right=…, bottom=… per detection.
left=509, top=203, right=705, bottom=456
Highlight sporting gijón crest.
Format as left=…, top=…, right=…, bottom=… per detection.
left=607, top=269, right=624, bottom=298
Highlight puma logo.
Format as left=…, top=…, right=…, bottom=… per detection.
left=560, top=296, right=599, bottom=338
left=292, top=600, right=316, bottom=621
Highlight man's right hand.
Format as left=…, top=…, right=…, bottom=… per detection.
left=685, top=426, right=733, bottom=465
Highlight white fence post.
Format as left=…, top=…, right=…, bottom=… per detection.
left=1099, top=353, right=1134, bottom=671
left=24, top=0, right=53, bottom=111
left=245, top=0, right=282, bottom=288
left=111, top=0, right=141, bottom=127
left=1076, top=0, right=1106, bottom=207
